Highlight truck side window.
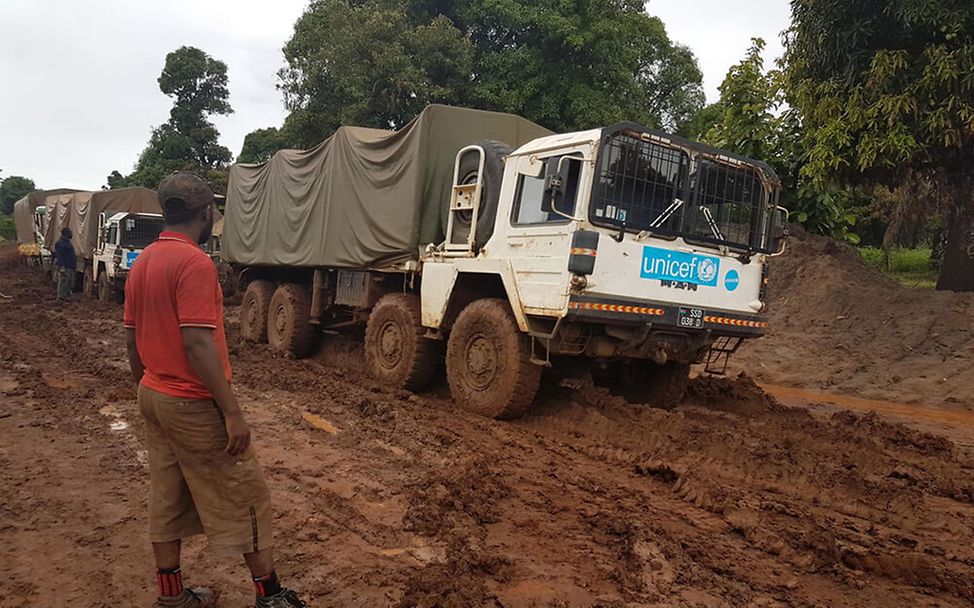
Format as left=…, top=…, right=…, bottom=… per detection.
left=108, top=226, right=118, bottom=245
left=512, top=156, right=581, bottom=225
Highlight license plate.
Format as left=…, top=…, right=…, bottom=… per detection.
left=678, top=307, right=705, bottom=329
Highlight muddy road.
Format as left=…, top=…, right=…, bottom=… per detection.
left=2, top=252, right=974, bottom=607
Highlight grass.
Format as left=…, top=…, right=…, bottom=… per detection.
left=858, top=246, right=938, bottom=289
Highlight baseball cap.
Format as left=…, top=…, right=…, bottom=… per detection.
left=157, top=172, right=214, bottom=216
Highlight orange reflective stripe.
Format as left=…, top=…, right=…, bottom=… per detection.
left=570, top=247, right=598, bottom=257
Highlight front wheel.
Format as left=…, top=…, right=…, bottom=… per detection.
left=83, top=267, right=95, bottom=298
left=446, top=298, right=541, bottom=419
left=267, top=283, right=315, bottom=358
left=596, top=360, right=690, bottom=409
left=365, top=293, right=442, bottom=391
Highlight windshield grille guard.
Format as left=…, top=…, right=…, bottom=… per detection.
left=589, top=126, right=780, bottom=254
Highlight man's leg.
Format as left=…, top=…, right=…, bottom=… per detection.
left=57, top=268, right=71, bottom=300
left=140, top=386, right=214, bottom=606
left=154, top=539, right=181, bottom=570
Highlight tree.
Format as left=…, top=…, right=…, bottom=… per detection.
left=1, top=176, right=36, bottom=215
left=109, top=46, right=233, bottom=189
left=703, top=38, right=860, bottom=241
left=784, top=0, right=974, bottom=291
left=278, top=0, right=705, bottom=146
left=238, top=127, right=287, bottom=164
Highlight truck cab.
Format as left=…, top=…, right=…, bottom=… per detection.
left=32, top=205, right=52, bottom=270
left=90, top=211, right=164, bottom=302
left=422, top=123, right=786, bottom=413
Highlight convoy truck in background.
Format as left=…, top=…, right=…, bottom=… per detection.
left=12, top=189, right=83, bottom=270
left=43, top=187, right=163, bottom=301
left=224, top=105, right=786, bottom=418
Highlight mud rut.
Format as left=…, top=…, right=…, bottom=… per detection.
left=1, top=255, right=973, bottom=607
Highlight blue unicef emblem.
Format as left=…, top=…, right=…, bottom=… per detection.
left=640, top=246, right=721, bottom=287
left=725, top=269, right=740, bottom=292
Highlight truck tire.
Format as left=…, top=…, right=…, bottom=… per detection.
left=241, top=280, right=275, bottom=343
left=365, top=293, right=441, bottom=391
left=97, top=272, right=111, bottom=303
left=446, top=298, right=541, bottom=419
left=598, top=361, right=691, bottom=409
left=83, top=267, right=95, bottom=298
left=447, top=140, right=512, bottom=250
left=268, top=283, right=315, bottom=358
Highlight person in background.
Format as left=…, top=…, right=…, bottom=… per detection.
left=54, top=227, right=76, bottom=302
left=124, top=172, right=307, bottom=608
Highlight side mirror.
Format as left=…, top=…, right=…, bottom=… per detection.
left=542, top=156, right=577, bottom=215
left=770, top=206, right=789, bottom=254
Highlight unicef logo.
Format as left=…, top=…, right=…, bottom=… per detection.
left=725, top=269, right=740, bottom=292
left=697, top=258, right=718, bottom=283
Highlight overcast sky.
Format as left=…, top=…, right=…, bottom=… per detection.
left=0, top=0, right=791, bottom=191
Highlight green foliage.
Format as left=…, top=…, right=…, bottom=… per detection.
left=859, top=246, right=938, bottom=288
left=278, top=0, right=705, bottom=147
left=701, top=38, right=859, bottom=242
left=0, top=175, right=36, bottom=215
left=784, top=0, right=974, bottom=290
left=785, top=0, right=973, bottom=179
left=0, top=215, right=15, bottom=241
left=238, top=127, right=288, bottom=164
left=110, top=46, right=233, bottom=191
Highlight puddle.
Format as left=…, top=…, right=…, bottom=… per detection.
left=764, top=384, right=974, bottom=447
left=109, top=420, right=129, bottom=431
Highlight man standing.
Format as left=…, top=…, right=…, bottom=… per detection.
left=124, top=173, right=306, bottom=608
left=54, top=227, right=76, bottom=301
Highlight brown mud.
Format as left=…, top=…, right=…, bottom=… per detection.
left=734, top=227, right=974, bottom=409
left=2, top=246, right=974, bottom=607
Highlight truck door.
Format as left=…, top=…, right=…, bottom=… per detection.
left=497, top=153, right=587, bottom=315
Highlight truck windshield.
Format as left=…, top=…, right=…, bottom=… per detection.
left=120, top=216, right=164, bottom=249
left=590, top=131, right=777, bottom=252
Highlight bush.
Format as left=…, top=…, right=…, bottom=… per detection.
left=0, top=216, right=16, bottom=242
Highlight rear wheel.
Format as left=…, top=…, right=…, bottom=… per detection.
left=365, top=293, right=441, bottom=391
left=446, top=298, right=541, bottom=419
left=268, top=283, right=314, bottom=358
left=83, top=267, right=95, bottom=298
left=240, top=280, right=274, bottom=343
left=596, top=360, right=691, bottom=409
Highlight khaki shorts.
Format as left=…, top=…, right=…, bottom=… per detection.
left=138, top=385, right=273, bottom=555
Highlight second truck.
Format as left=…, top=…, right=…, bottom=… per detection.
left=224, top=105, right=786, bottom=418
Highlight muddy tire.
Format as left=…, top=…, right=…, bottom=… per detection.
left=97, top=272, right=112, bottom=303
left=599, top=361, right=691, bottom=409
left=365, top=293, right=442, bottom=391
left=82, top=267, right=95, bottom=298
left=240, top=280, right=275, bottom=343
left=446, top=140, right=512, bottom=250
left=268, top=283, right=315, bottom=358
left=446, top=298, right=541, bottom=419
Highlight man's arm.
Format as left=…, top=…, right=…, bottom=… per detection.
left=126, top=328, right=145, bottom=385
left=181, top=327, right=251, bottom=456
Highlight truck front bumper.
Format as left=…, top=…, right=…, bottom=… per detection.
left=565, top=294, right=768, bottom=338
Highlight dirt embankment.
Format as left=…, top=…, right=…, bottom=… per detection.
left=735, top=228, right=974, bottom=408
left=2, top=248, right=974, bottom=607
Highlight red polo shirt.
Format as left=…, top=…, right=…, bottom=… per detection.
left=123, top=231, right=231, bottom=399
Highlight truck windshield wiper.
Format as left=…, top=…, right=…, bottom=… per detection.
left=699, top=205, right=725, bottom=241
left=649, top=198, right=683, bottom=229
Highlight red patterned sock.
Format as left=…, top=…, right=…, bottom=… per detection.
left=253, top=570, right=282, bottom=597
left=157, top=567, right=184, bottom=597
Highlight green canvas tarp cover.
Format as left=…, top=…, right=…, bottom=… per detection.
left=12, top=189, right=83, bottom=244
left=224, top=105, right=552, bottom=268
left=44, top=187, right=159, bottom=258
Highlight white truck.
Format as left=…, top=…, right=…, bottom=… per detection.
left=88, top=211, right=164, bottom=302
left=225, top=106, right=785, bottom=419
